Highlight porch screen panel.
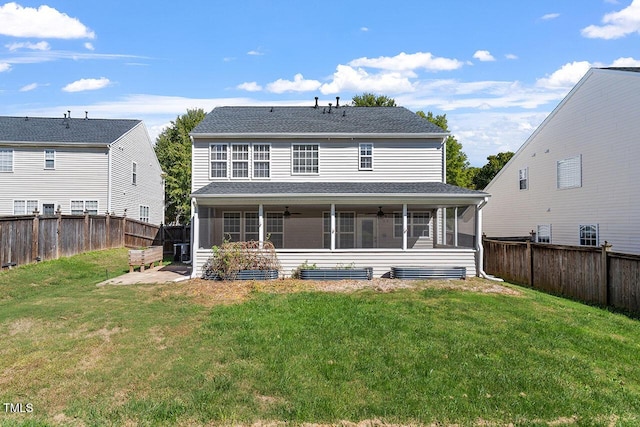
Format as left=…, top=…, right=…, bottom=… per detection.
left=323, top=212, right=330, bottom=249
left=411, top=212, right=430, bottom=237
left=244, top=212, right=259, bottom=241
left=338, top=212, right=355, bottom=249
left=266, top=212, right=283, bottom=248
left=223, top=212, right=241, bottom=242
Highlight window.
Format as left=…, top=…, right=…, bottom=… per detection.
left=537, top=225, right=551, bottom=243
left=557, top=155, right=582, bottom=189
left=139, top=205, right=150, bottom=222
left=394, top=212, right=431, bottom=238
left=13, top=200, right=38, bottom=215
left=0, top=149, right=13, bottom=172
left=44, top=149, right=55, bottom=169
left=292, top=144, right=319, bottom=174
left=253, top=144, right=271, bottom=178
left=43, top=204, right=55, bottom=216
left=132, top=162, right=137, bottom=185
left=519, top=167, right=528, bottom=190
left=359, top=143, right=373, bottom=170
left=322, top=212, right=355, bottom=249
left=231, top=144, right=249, bottom=178
left=210, top=144, right=228, bottom=178
left=579, top=224, right=598, bottom=246
left=70, top=200, right=98, bottom=215
left=244, top=212, right=259, bottom=241
left=223, top=212, right=241, bottom=241
left=266, top=212, right=284, bottom=248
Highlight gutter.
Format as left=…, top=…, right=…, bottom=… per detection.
left=190, top=132, right=450, bottom=140
left=475, top=196, right=503, bottom=282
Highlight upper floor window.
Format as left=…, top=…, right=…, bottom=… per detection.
left=139, top=205, right=150, bottom=222
left=132, top=161, right=137, bottom=185
left=253, top=144, right=271, bottom=178
left=359, top=143, right=373, bottom=170
left=0, top=149, right=13, bottom=172
left=292, top=144, right=319, bottom=174
left=210, top=144, right=228, bottom=178
left=579, top=224, right=598, bottom=246
left=519, top=167, right=528, bottom=190
left=231, top=144, right=250, bottom=178
left=536, top=224, right=551, bottom=243
left=557, top=155, right=582, bottom=189
left=44, top=149, right=55, bottom=169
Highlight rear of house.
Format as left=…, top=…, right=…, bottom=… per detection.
left=190, top=103, right=490, bottom=278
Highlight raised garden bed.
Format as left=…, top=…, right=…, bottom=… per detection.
left=300, top=267, right=373, bottom=281
left=203, top=269, right=279, bottom=281
left=391, top=266, right=466, bottom=280
left=128, top=246, right=163, bottom=272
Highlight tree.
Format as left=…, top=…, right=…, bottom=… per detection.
left=472, top=151, right=515, bottom=190
left=417, top=111, right=473, bottom=188
left=154, top=108, right=206, bottom=224
left=351, top=92, right=397, bottom=107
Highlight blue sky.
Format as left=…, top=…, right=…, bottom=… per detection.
left=1, top=0, right=639, bottom=166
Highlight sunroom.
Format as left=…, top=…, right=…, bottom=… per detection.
left=191, top=182, right=489, bottom=278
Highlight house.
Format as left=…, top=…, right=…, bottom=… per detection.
left=0, top=114, right=164, bottom=224
left=483, top=67, right=640, bottom=253
left=189, top=101, right=490, bottom=278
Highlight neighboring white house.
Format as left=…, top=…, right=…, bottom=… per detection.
left=0, top=114, right=164, bottom=224
left=189, top=101, right=490, bottom=278
left=483, top=67, right=640, bottom=254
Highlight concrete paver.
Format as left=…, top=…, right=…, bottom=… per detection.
left=97, top=263, right=192, bottom=286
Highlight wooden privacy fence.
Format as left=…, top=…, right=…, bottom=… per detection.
left=0, top=212, right=161, bottom=269
left=483, top=237, right=640, bottom=315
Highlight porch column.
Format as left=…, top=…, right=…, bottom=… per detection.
left=454, top=207, right=459, bottom=247
left=190, top=200, right=199, bottom=278
left=258, top=204, right=264, bottom=248
left=330, top=203, right=336, bottom=250
left=402, top=204, right=408, bottom=251
left=442, top=208, right=447, bottom=246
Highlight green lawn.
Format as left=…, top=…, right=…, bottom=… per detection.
left=1, top=248, right=639, bottom=426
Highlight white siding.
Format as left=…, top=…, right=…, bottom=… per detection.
left=110, top=123, right=164, bottom=224
left=0, top=145, right=108, bottom=215
left=193, top=248, right=477, bottom=279
left=483, top=69, right=640, bottom=254
left=192, top=138, right=443, bottom=191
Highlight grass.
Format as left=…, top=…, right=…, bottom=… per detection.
left=1, top=249, right=640, bottom=426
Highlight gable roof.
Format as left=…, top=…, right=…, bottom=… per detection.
left=191, top=106, right=447, bottom=136
left=0, top=116, right=142, bottom=145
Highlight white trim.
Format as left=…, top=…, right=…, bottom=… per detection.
left=192, top=132, right=449, bottom=139
left=330, top=204, right=336, bottom=250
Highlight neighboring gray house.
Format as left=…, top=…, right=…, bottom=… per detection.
left=0, top=115, right=164, bottom=224
left=189, top=102, right=490, bottom=278
left=483, top=67, right=640, bottom=254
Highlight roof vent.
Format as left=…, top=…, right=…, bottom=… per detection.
left=270, top=107, right=274, bottom=112
left=328, top=103, right=332, bottom=113
left=336, top=96, right=340, bottom=107
left=314, top=96, right=319, bottom=108
left=342, top=110, right=346, bottom=117
left=85, top=111, right=88, bottom=120
left=24, top=116, right=28, bottom=121
left=67, top=110, right=71, bottom=119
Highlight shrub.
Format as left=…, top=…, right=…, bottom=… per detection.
left=202, top=240, right=280, bottom=280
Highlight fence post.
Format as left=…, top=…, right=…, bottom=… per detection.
left=105, top=212, right=111, bottom=248
left=122, top=210, right=128, bottom=247
left=31, top=210, right=40, bottom=262
left=84, top=210, right=90, bottom=252
left=601, top=241, right=612, bottom=305
left=56, top=206, right=62, bottom=259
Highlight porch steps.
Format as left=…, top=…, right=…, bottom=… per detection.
left=391, top=266, right=466, bottom=280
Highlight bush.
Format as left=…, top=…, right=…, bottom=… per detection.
left=202, top=240, right=280, bottom=280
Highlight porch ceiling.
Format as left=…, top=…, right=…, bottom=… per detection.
left=192, top=181, right=488, bottom=207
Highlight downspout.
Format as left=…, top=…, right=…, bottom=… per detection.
left=475, top=197, right=503, bottom=281
left=190, top=198, right=199, bottom=278
left=107, top=144, right=112, bottom=214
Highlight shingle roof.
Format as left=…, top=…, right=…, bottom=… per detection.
left=601, top=67, right=640, bottom=73
left=0, top=116, right=141, bottom=144
left=191, top=106, right=446, bottom=135
left=193, top=181, right=487, bottom=197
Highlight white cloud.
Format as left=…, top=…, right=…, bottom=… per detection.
left=581, top=0, right=640, bottom=39
left=360, top=27, right=369, bottom=32
left=247, top=50, right=264, bottom=56
left=349, top=51, right=463, bottom=72
left=536, top=61, right=592, bottom=88
left=0, top=2, right=95, bottom=39
left=6, top=41, right=50, bottom=51
left=473, top=50, right=496, bottom=62
left=319, top=64, right=415, bottom=94
left=610, top=56, right=640, bottom=66
left=84, top=42, right=95, bottom=51
left=266, top=73, right=322, bottom=93
left=237, top=81, right=262, bottom=92
left=505, top=53, right=518, bottom=60
left=20, top=83, right=38, bottom=92
left=62, top=77, right=111, bottom=92
left=0, top=63, right=10, bottom=72
left=541, top=13, right=560, bottom=20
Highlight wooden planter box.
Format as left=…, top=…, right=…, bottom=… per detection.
left=300, top=267, right=373, bottom=281
left=128, top=246, right=163, bottom=272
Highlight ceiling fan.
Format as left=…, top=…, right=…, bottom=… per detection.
left=283, top=206, right=301, bottom=217
left=365, top=206, right=386, bottom=217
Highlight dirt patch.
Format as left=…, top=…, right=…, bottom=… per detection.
left=160, top=277, right=520, bottom=307
left=7, top=317, right=36, bottom=336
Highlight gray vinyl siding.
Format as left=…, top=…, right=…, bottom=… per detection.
left=0, top=145, right=108, bottom=215
left=192, top=138, right=443, bottom=191
left=110, top=123, right=164, bottom=224
left=483, top=68, right=640, bottom=254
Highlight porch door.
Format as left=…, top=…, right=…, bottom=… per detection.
left=358, top=217, right=376, bottom=248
